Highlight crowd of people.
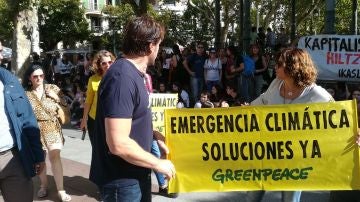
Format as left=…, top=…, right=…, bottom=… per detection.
left=1, top=16, right=360, bottom=202
left=145, top=25, right=289, bottom=109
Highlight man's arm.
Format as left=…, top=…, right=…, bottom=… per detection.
left=80, top=103, right=91, bottom=130
left=183, top=58, right=195, bottom=77
left=105, top=118, right=175, bottom=179
left=231, top=63, right=244, bottom=73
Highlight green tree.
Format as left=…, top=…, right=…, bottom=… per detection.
left=100, top=3, right=135, bottom=51
left=122, top=0, right=153, bottom=16
left=249, top=0, right=325, bottom=36
left=39, top=0, right=90, bottom=51
left=100, top=2, right=172, bottom=51
left=155, top=0, right=240, bottom=47
left=0, top=0, right=13, bottom=43
left=335, top=0, right=358, bottom=34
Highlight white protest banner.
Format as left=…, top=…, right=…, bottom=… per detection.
left=298, top=35, right=360, bottom=81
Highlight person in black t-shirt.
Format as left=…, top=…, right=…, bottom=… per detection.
left=90, top=16, right=176, bottom=202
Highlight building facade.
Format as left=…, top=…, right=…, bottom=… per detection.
left=80, top=0, right=118, bottom=36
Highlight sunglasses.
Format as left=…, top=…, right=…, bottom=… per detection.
left=32, top=74, right=44, bottom=79
left=197, top=46, right=204, bottom=49
left=101, top=61, right=113, bottom=66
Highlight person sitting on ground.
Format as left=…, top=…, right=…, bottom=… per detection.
left=209, top=84, right=224, bottom=107
left=194, top=90, right=211, bottom=108
left=172, top=82, right=190, bottom=108
left=155, top=81, right=170, bottom=93
left=224, top=81, right=246, bottom=107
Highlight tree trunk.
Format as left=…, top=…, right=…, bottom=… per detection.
left=11, top=0, right=39, bottom=77
left=220, top=23, right=229, bottom=48
left=138, top=0, right=148, bottom=15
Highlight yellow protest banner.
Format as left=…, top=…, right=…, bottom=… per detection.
left=150, top=93, right=177, bottom=134
left=165, top=100, right=360, bottom=193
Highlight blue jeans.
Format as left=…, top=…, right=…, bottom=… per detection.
left=238, top=75, right=254, bottom=103
left=190, top=76, right=204, bottom=102
left=100, top=176, right=152, bottom=202
left=253, top=74, right=264, bottom=98
left=151, top=140, right=166, bottom=187
left=246, top=191, right=301, bottom=202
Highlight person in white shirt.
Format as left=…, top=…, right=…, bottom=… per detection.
left=247, top=47, right=333, bottom=202
left=204, top=48, right=222, bottom=92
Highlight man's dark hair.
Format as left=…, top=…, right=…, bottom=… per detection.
left=122, top=15, right=165, bottom=57
left=200, top=89, right=210, bottom=98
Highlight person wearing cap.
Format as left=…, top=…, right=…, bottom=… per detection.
left=204, top=47, right=222, bottom=92
left=0, top=41, right=45, bottom=202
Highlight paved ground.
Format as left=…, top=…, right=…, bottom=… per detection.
left=1, top=126, right=331, bottom=202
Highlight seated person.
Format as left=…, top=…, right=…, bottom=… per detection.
left=224, top=82, right=246, bottom=107
left=171, top=82, right=190, bottom=108
left=194, top=90, right=211, bottom=108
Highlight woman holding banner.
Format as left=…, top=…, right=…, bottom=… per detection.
left=247, top=48, right=334, bottom=202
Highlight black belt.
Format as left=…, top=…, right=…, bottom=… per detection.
left=0, top=148, right=15, bottom=155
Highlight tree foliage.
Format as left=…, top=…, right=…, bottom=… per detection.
left=121, top=0, right=150, bottom=16
left=155, top=0, right=239, bottom=47
left=0, top=0, right=358, bottom=52
left=38, top=0, right=90, bottom=51
left=335, top=0, right=357, bottom=34
left=100, top=1, right=176, bottom=50
left=0, top=0, right=13, bottom=44
left=102, top=3, right=136, bottom=29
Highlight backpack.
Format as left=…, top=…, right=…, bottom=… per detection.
left=242, top=55, right=255, bottom=77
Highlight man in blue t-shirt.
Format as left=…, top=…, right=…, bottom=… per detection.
left=90, top=16, right=176, bottom=202
left=183, top=42, right=207, bottom=103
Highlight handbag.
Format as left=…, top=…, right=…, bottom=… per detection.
left=31, top=89, right=70, bottom=125
left=56, top=103, right=70, bottom=125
